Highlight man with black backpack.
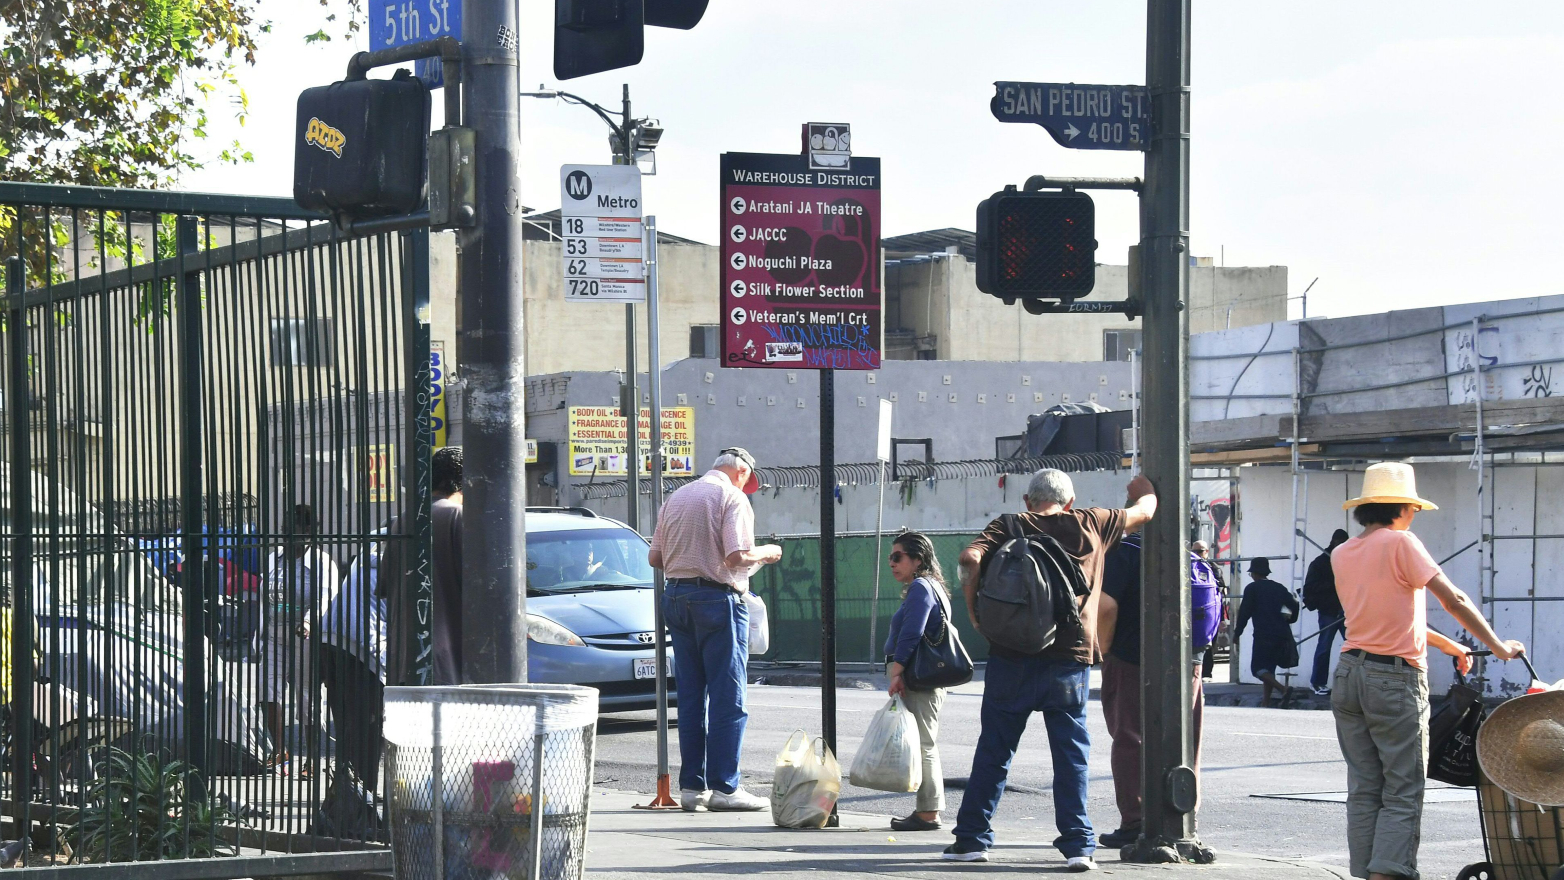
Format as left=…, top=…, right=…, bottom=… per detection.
left=943, top=469, right=1157, bottom=870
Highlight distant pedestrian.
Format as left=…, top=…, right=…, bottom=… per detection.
left=1331, top=462, right=1524, bottom=880
left=259, top=504, right=340, bottom=774
left=1097, top=531, right=1215, bottom=850
left=943, top=469, right=1157, bottom=871
left=883, top=531, right=953, bottom=832
left=648, top=447, right=781, bottom=813
left=1303, top=529, right=1350, bottom=695
left=320, top=532, right=386, bottom=788
left=383, top=446, right=464, bottom=685
left=1191, top=539, right=1228, bottom=679
left=1234, top=557, right=1300, bottom=707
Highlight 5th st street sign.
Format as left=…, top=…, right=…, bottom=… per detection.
left=991, top=81, right=1150, bottom=151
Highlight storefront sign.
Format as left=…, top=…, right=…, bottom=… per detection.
left=567, top=406, right=695, bottom=476
left=431, top=341, right=448, bottom=448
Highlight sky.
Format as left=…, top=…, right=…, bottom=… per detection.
left=180, top=1, right=1564, bottom=322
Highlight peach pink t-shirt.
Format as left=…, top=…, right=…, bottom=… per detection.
left=1330, top=527, right=1443, bottom=669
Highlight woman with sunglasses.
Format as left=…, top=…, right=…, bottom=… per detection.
left=883, top=531, right=954, bottom=831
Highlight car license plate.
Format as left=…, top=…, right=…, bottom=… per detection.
left=634, top=658, right=659, bottom=680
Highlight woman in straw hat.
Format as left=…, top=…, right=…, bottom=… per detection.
left=1330, top=462, right=1526, bottom=880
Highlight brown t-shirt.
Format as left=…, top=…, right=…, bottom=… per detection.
left=968, top=507, right=1128, bottom=665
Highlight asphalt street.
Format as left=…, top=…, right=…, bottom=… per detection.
left=592, top=681, right=1489, bottom=880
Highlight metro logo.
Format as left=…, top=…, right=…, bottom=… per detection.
left=304, top=117, right=347, bottom=157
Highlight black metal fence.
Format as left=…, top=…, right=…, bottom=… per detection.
left=0, top=182, right=433, bottom=870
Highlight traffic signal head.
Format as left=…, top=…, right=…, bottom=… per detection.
left=554, top=0, right=710, bottom=80
left=976, top=188, right=1097, bottom=299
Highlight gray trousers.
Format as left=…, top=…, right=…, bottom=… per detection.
left=895, top=671, right=947, bottom=813
left=1331, top=651, right=1430, bottom=879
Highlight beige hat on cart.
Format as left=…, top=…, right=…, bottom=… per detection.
left=1476, top=690, right=1564, bottom=806
left=1341, top=462, right=1439, bottom=511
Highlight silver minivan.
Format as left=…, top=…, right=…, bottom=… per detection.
left=524, top=508, right=675, bottom=712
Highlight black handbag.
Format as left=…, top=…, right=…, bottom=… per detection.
left=1428, top=670, right=1487, bottom=787
left=904, top=590, right=974, bottom=691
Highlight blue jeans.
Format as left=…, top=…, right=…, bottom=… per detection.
left=1312, top=611, right=1346, bottom=689
left=663, top=582, right=750, bottom=794
left=954, top=652, right=1094, bottom=858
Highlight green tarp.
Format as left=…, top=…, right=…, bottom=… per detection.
left=750, top=532, right=990, bottom=664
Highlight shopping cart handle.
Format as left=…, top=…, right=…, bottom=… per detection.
left=1462, top=648, right=1542, bottom=681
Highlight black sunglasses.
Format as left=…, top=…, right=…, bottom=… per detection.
left=889, top=551, right=911, bottom=563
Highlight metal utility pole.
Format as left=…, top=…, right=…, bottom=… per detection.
left=1129, top=0, right=1208, bottom=863
left=616, top=84, right=640, bottom=531
left=520, top=83, right=656, bottom=530
left=459, top=0, right=527, bottom=683
left=634, top=215, right=680, bottom=809
left=819, top=366, right=839, bottom=827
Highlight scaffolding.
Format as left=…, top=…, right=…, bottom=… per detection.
left=1188, top=299, right=1564, bottom=694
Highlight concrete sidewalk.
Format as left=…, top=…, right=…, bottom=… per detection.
left=582, top=789, right=1352, bottom=878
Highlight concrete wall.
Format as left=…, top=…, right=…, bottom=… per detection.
left=506, top=359, right=1135, bottom=501
left=1188, top=292, right=1564, bottom=423
left=891, top=258, right=1288, bottom=363
left=427, top=233, right=1286, bottom=374
left=577, top=466, right=1134, bottom=538
left=429, top=238, right=721, bottom=375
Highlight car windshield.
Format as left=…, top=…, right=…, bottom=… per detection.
left=526, top=527, right=653, bottom=592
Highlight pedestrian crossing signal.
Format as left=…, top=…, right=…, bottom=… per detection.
left=976, top=188, right=1097, bottom=300
left=554, top=0, right=709, bottom=80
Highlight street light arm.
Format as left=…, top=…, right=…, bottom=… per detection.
left=527, top=89, right=626, bottom=138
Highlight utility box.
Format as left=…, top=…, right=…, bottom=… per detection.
left=294, top=70, right=430, bottom=217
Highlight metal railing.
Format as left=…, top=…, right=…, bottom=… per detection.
left=0, top=182, right=432, bottom=870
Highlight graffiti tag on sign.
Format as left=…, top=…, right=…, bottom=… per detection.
left=304, top=117, right=346, bottom=157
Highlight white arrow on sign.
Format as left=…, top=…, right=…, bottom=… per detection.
left=1063, top=123, right=1080, bottom=140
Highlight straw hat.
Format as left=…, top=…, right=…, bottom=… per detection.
left=1341, top=462, right=1439, bottom=511
left=1476, top=690, right=1564, bottom=806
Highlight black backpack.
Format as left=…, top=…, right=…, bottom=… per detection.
left=976, top=514, right=1089, bottom=654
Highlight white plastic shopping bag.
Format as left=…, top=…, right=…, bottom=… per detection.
left=744, top=592, right=770, bottom=655
left=848, top=696, right=922, bottom=793
left=769, top=729, right=841, bottom=828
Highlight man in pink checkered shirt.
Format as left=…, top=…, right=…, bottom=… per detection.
left=649, top=447, right=781, bottom=813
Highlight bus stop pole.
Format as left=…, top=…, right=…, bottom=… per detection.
left=636, top=217, right=678, bottom=808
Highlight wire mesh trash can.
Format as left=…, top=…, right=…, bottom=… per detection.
left=385, top=685, right=599, bottom=880
left=1457, top=770, right=1564, bottom=880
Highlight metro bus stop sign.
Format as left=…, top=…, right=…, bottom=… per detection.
left=991, top=81, right=1151, bottom=151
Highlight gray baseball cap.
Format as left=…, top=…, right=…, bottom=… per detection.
left=721, top=446, right=760, bottom=494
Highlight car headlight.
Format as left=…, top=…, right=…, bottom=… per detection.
left=526, top=614, right=585, bottom=647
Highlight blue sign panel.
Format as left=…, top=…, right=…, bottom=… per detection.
left=369, top=0, right=461, bottom=88
left=991, top=81, right=1150, bottom=151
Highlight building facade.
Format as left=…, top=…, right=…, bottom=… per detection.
left=425, top=220, right=1290, bottom=375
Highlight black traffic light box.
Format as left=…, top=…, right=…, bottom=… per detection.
left=976, top=187, right=1097, bottom=300
left=294, top=70, right=430, bottom=217
left=554, top=0, right=709, bottom=80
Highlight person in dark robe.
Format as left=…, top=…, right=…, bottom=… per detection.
left=1235, top=557, right=1301, bottom=707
